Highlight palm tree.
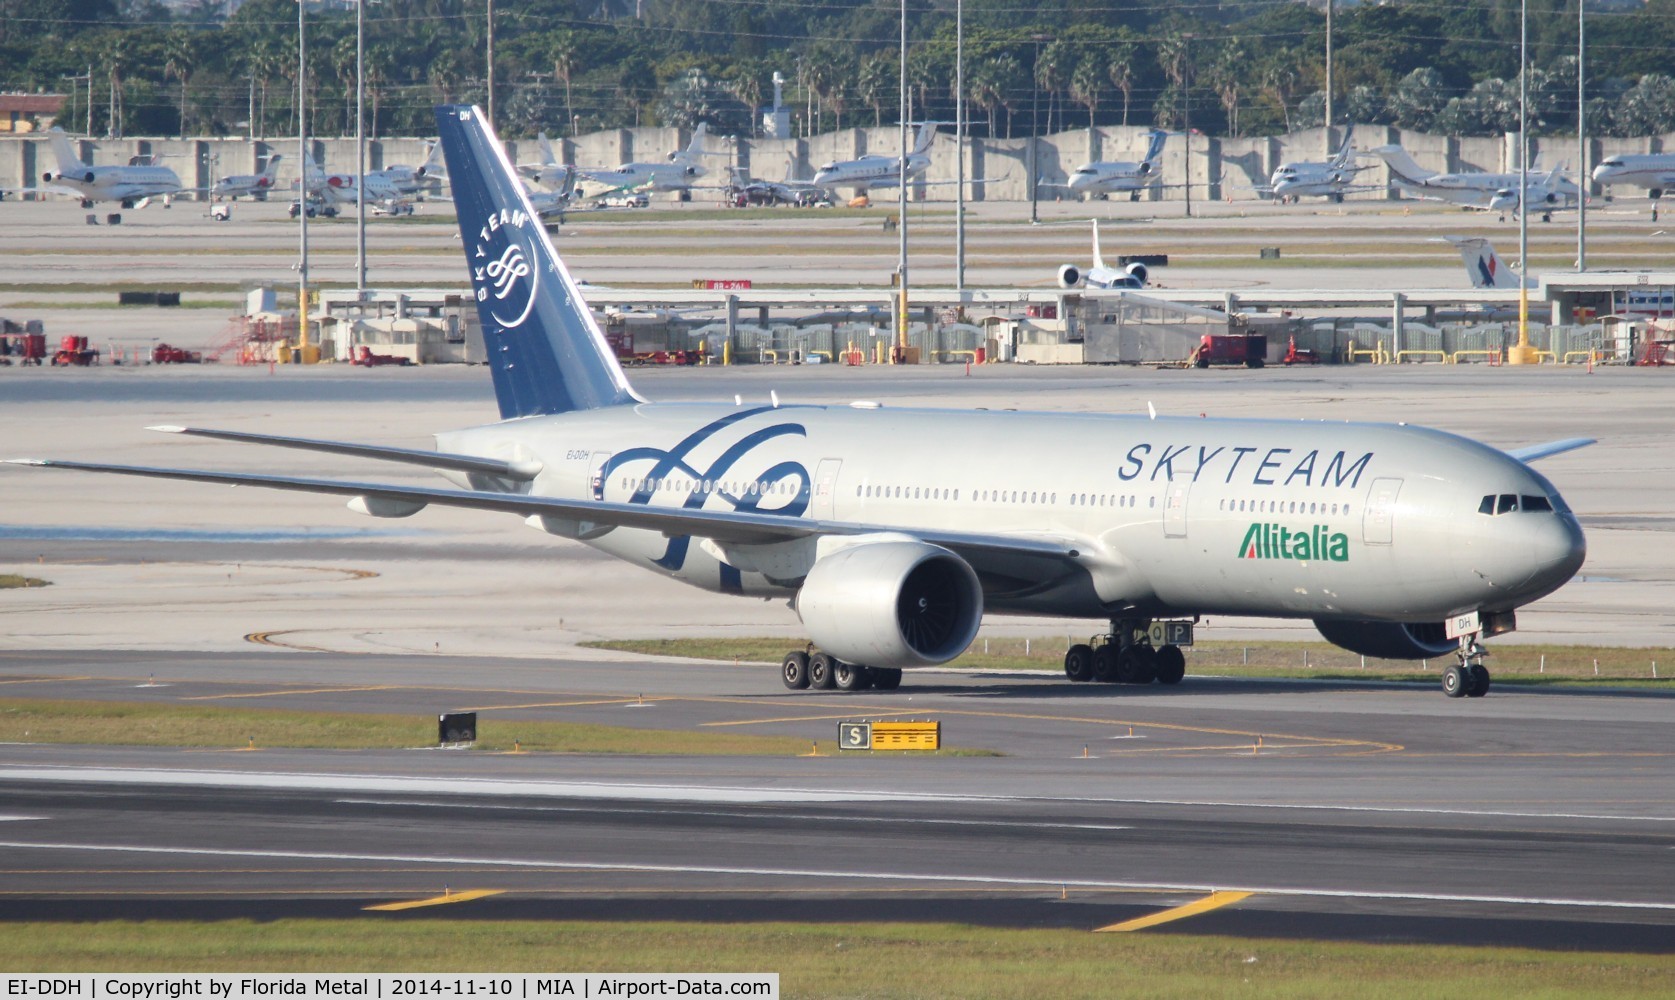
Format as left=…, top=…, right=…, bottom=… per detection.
left=1036, top=40, right=1072, bottom=136
left=1106, top=34, right=1139, bottom=127
left=1156, top=32, right=1190, bottom=129
left=967, top=57, right=1002, bottom=137
left=1069, top=53, right=1105, bottom=131
left=1207, top=38, right=1245, bottom=136
left=163, top=31, right=195, bottom=137
left=987, top=52, right=1025, bottom=138
left=332, top=35, right=358, bottom=136
left=857, top=51, right=895, bottom=128
left=550, top=31, right=578, bottom=134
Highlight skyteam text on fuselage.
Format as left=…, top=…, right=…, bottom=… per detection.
left=7, top=105, right=1591, bottom=700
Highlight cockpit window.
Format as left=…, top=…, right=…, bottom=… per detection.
left=1480, top=493, right=1558, bottom=515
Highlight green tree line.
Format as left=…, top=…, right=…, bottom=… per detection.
left=4, top=0, right=1675, bottom=140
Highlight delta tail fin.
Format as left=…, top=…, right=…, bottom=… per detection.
left=48, top=127, right=88, bottom=178
left=1445, top=235, right=1522, bottom=290
left=435, top=105, right=640, bottom=419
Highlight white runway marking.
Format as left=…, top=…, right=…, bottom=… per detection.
left=331, top=798, right=1132, bottom=832
left=0, top=816, right=45, bottom=822
left=0, top=838, right=1670, bottom=913
left=0, top=766, right=1668, bottom=823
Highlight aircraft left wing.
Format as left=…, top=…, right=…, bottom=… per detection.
left=3, top=458, right=1088, bottom=568
left=1505, top=438, right=1595, bottom=463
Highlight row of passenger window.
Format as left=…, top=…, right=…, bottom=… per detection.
left=619, top=477, right=798, bottom=497
left=1219, top=498, right=1353, bottom=517
left=1478, top=493, right=1554, bottom=515
left=856, top=484, right=1158, bottom=509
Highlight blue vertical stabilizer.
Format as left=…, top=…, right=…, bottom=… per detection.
left=434, top=105, right=641, bottom=419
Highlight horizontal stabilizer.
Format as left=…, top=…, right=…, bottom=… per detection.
left=145, top=425, right=543, bottom=481
left=1505, top=438, right=1595, bottom=463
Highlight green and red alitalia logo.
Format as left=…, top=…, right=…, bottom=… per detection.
left=1239, top=523, right=1349, bottom=562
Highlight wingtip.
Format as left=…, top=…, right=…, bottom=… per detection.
left=3, top=458, right=49, bottom=466
left=146, top=424, right=188, bottom=434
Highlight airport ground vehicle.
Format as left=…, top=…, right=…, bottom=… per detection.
left=1191, top=333, right=1267, bottom=368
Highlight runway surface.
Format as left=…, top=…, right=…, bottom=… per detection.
left=2, top=648, right=1673, bottom=950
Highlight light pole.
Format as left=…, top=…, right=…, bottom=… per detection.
left=297, top=0, right=310, bottom=362
left=1325, top=0, right=1333, bottom=154
left=1577, top=1, right=1587, bottom=273
left=355, top=0, right=366, bottom=293
left=895, top=0, right=907, bottom=361
left=1508, top=0, right=1537, bottom=365
left=1182, top=33, right=1193, bottom=219
left=1029, top=33, right=1051, bottom=226
left=955, top=0, right=965, bottom=290
left=485, top=0, right=496, bottom=131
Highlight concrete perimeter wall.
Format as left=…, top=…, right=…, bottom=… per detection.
left=2, top=127, right=1671, bottom=203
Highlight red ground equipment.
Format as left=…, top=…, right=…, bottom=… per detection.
left=1282, top=335, right=1321, bottom=365
left=150, top=343, right=202, bottom=364
left=352, top=346, right=412, bottom=366
left=1637, top=339, right=1673, bottom=367
left=0, top=332, right=47, bottom=365
left=1191, top=333, right=1267, bottom=369
left=52, top=335, right=99, bottom=366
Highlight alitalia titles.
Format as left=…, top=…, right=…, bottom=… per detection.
left=1240, top=523, right=1350, bottom=562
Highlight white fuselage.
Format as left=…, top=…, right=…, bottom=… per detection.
left=813, top=153, right=930, bottom=191
left=432, top=404, right=1583, bottom=624
left=52, top=164, right=183, bottom=204
left=582, top=161, right=703, bottom=192
left=1591, top=154, right=1675, bottom=195
left=1398, top=172, right=1580, bottom=211
left=1067, top=161, right=1159, bottom=196
left=1270, top=162, right=1354, bottom=199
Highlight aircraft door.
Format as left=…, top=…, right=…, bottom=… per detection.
left=1163, top=476, right=1190, bottom=538
left=811, top=458, right=842, bottom=520
left=1363, top=478, right=1402, bottom=545
left=588, top=451, right=613, bottom=501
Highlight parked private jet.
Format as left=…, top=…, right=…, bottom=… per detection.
left=7, top=105, right=1593, bottom=701
left=1056, top=220, right=1150, bottom=289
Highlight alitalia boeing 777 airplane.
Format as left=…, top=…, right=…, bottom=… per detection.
left=8, top=106, right=1591, bottom=699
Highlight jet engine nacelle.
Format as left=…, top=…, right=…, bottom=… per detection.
left=1313, top=618, right=1455, bottom=660
left=1123, top=261, right=1149, bottom=286
left=1057, top=264, right=1082, bottom=288
left=796, top=540, right=984, bottom=669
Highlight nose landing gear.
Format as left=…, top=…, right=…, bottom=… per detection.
left=1443, top=635, right=1492, bottom=698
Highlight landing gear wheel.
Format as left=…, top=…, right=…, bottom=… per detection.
left=1064, top=643, right=1094, bottom=683
left=872, top=668, right=903, bottom=690
left=1466, top=664, right=1491, bottom=698
left=808, top=652, right=837, bottom=690
left=1154, top=644, right=1186, bottom=685
left=1091, top=645, right=1120, bottom=683
left=1443, top=664, right=1468, bottom=698
left=1115, top=646, right=1154, bottom=684
left=781, top=651, right=810, bottom=690
left=833, top=661, right=870, bottom=691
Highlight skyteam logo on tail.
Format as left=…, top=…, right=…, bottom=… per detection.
left=470, top=207, right=539, bottom=329
left=1239, top=523, right=1349, bottom=562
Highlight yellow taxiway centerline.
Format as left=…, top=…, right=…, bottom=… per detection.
left=1095, top=890, right=1253, bottom=933
left=183, top=685, right=401, bottom=701
left=363, top=889, right=505, bottom=911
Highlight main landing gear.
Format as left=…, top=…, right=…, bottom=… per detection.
left=781, top=647, right=903, bottom=693
left=1442, top=634, right=1492, bottom=698
left=1063, top=620, right=1187, bottom=687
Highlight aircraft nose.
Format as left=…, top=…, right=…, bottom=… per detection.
left=1522, top=512, right=1587, bottom=596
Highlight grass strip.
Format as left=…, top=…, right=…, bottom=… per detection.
left=0, top=919, right=1670, bottom=997
left=0, top=575, right=50, bottom=589
left=0, top=699, right=808, bottom=756
left=585, top=637, right=1675, bottom=688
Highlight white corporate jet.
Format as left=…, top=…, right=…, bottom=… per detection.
left=298, top=159, right=415, bottom=216
left=373, top=141, right=447, bottom=196
left=1060, top=129, right=1168, bottom=201
left=33, top=127, right=186, bottom=208
left=8, top=104, right=1594, bottom=702
left=1590, top=152, right=1675, bottom=201
left=1056, top=220, right=1149, bottom=289
left=1269, top=127, right=1378, bottom=203
left=1372, top=145, right=1581, bottom=220
left=577, top=123, right=719, bottom=194
left=212, top=155, right=283, bottom=201
left=810, top=123, right=939, bottom=192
